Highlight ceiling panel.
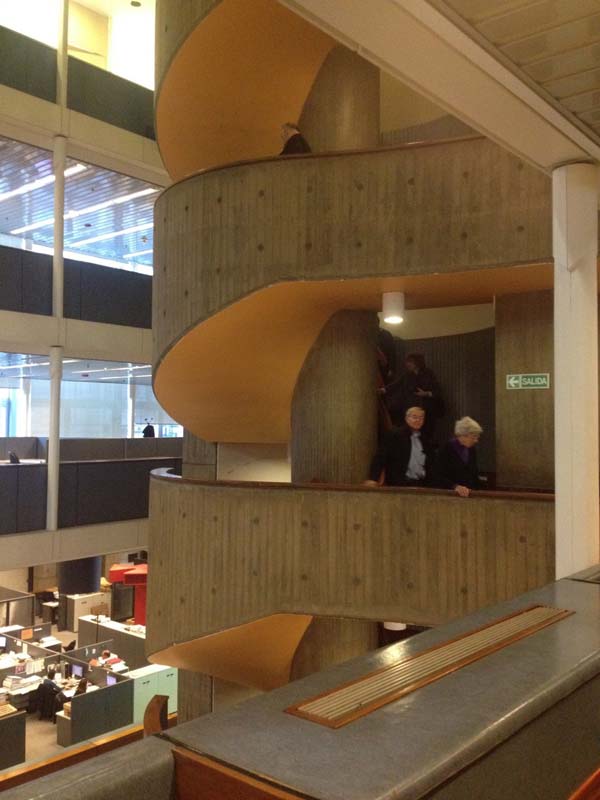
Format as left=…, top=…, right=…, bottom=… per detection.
left=437, top=0, right=600, bottom=147
left=0, top=135, right=158, bottom=271
left=477, top=0, right=600, bottom=44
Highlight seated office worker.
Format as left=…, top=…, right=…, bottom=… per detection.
left=433, top=416, right=483, bottom=497
left=365, top=407, right=433, bottom=487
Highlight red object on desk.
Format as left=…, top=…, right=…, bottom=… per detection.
left=109, top=563, right=148, bottom=625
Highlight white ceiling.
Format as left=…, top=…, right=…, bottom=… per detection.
left=75, top=0, right=155, bottom=17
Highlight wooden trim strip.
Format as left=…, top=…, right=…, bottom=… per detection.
left=172, top=747, right=311, bottom=799
left=568, top=764, right=600, bottom=800
left=285, top=607, right=572, bottom=729
left=0, top=714, right=177, bottom=792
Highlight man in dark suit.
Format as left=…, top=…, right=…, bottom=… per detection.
left=364, top=407, right=434, bottom=487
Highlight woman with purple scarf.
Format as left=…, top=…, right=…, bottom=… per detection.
left=433, top=416, right=483, bottom=497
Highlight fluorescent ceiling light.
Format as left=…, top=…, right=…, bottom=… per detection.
left=382, top=291, right=405, bottom=325
left=74, top=364, right=150, bottom=375
left=71, top=222, right=153, bottom=248
left=123, top=248, right=153, bottom=259
left=0, top=164, right=87, bottom=204
left=0, top=358, right=80, bottom=372
left=10, top=187, right=158, bottom=235
left=98, top=374, right=152, bottom=380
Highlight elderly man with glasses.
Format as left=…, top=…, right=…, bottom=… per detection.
left=364, top=406, right=434, bottom=488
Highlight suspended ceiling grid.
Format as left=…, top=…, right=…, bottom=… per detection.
left=437, top=0, right=600, bottom=141
left=0, top=135, right=159, bottom=270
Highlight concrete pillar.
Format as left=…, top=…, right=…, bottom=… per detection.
left=46, top=345, right=62, bottom=531
left=52, top=136, right=66, bottom=319
left=291, top=310, right=378, bottom=484
left=291, top=310, right=379, bottom=677
left=177, top=672, right=213, bottom=724
left=299, top=45, right=380, bottom=152
left=182, top=430, right=217, bottom=480
left=178, top=430, right=217, bottom=716
left=553, top=162, right=599, bottom=577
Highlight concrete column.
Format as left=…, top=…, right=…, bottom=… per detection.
left=46, top=345, right=63, bottom=531
left=53, top=0, right=68, bottom=318
left=299, top=45, right=380, bottom=152
left=177, top=672, right=213, bottom=724
left=128, top=380, right=136, bottom=438
left=52, top=136, right=66, bottom=319
left=182, top=430, right=217, bottom=480
left=291, top=310, right=379, bottom=677
left=291, top=310, right=378, bottom=484
left=56, top=0, right=69, bottom=109
left=553, top=162, right=599, bottom=577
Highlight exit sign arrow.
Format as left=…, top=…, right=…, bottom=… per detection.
left=506, top=373, right=550, bottom=390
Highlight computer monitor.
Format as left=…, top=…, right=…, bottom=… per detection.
left=106, top=673, right=117, bottom=686
left=71, top=663, right=84, bottom=679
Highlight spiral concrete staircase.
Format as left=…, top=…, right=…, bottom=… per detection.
left=147, top=0, right=556, bottom=694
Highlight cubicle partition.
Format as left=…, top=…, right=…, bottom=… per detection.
left=56, top=676, right=134, bottom=747
left=0, top=588, right=34, bottom=627
left=0, top=436, right=183, bottom=463
left=0, top=27, right=154, bottom=136
left=0, top=455, right=181, bottom=534
left=66, top=640, right=114, bottom=665
left=78, top=617, right=148, bottom=669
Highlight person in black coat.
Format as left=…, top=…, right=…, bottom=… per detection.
left=279, top=122, right=311, bottom=155
left=364, top=407, right=434, bottom=487
left=384, top=353, right=444, bottom=439
left=433, top=416, right=483, bottom=497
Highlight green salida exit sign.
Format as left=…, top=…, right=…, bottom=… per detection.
left=506, top=373, right=550, bottom=390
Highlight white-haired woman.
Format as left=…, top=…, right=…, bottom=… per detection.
left=433, top=416, right=483, bottom=497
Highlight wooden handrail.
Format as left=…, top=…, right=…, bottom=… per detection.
left=165, top=134, right=485, bottom=193
left=150, top=468, right=555, bottom=503
left=0, top=714, right=177, bottom=792
left=568, top=766, right=600, bottom=800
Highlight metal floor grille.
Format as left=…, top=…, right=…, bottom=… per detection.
left=286, top=605, right=572, bottom=729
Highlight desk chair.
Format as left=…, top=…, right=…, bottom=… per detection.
left=63, top=640, right=76, bottom=652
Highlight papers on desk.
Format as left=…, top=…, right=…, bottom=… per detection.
left=3, top=674, right=40, bottom=691
left=25, top=658, right=44, bottom=675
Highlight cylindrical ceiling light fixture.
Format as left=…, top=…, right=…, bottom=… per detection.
left=382, top=291, right=405, bottom=324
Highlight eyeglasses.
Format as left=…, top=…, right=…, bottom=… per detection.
left=406, top=414, right=425, bottom=421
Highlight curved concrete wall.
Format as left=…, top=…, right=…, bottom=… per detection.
left=147, top=472, right=554, bottom=688
left=155, top=0, right=335, bottom=179
left=153, top=137, right=552, bottom=442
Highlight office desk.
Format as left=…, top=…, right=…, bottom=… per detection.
left=66, top=593, right=111, bottom=633
left=4, top=679, right=40, bottom=711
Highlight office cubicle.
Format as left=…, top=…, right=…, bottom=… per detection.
left=56, top=673, right=134, bottom=747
